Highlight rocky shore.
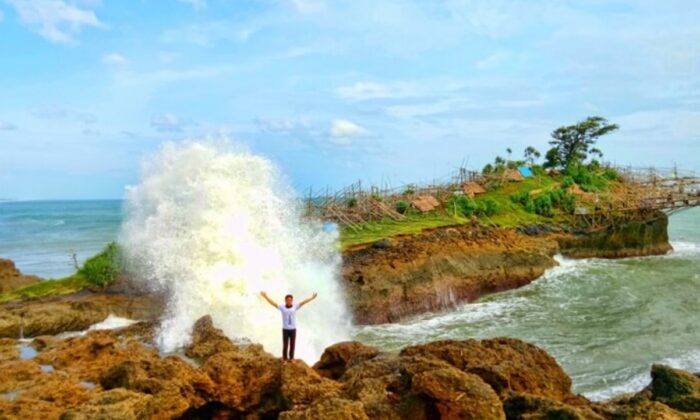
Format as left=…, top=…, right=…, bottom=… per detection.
left=341, top=211, right=672, bottom=324
left=0, top=315, right=698, bottom=419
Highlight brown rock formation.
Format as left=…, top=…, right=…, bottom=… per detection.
left=0, top=258, right=41, bottom=293
left=0, top=316, right=698, bottom=419
left=342, top=224, right=559, bottom=324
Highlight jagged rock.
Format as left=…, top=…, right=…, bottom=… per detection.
left=0, top=360, right=42, bottom=393
left=401, top=338, right=574, bottom=402
left=411, top=367, right=505, bottom=420
left=597, top=395, right=697, bottom=420
left=280, top=397, right=369, bottom=420
left=35, top=330, right=160, bottom=382
left=651, top=364, right=700, bottom=412
left=0, top=337, right=18, bottom=363
left=202, top=349, right=285, bottom=414
left=184, top=315, right=240, bottom=361
left=0, top=294, right=162, bottom=338
left=504, top=393, right=604, bottom=420
left=313, top=341, right=380, bottom=380
left=59, top=388, right=153, bottom=419
left=30, top=335, right=61, bottom=351
left=0, top=258, right=40, bottom=293
left=99, top=356, right=216, bottom=419
left=281, top=360, right=342, bottom=408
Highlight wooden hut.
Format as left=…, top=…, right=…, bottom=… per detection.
left=462, top=181, right=486, bottom=198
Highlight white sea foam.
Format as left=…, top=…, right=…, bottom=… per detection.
left=118, top=141, right=350, bottom=362
left=88, top=314, right=139, bottom=331
left=670, top=241, right=700, bottom=256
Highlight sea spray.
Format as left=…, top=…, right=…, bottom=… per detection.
left=118, top=141, right=350, bottom=361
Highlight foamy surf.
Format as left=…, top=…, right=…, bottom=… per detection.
left=118, top=140, right=350, bottom=362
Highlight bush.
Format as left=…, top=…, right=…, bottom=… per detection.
left=562, top=194, right=577, bottom=214
left=448, top=195, right=479, bottom=217
left=480, top=198, right=500, bottom=216
left=395, top=200, right=409, bottom=214
left=603, top=167, right=619, bottom=181
left=346, top=197, right=357, bottom=208
left=534, top=194, right=554, bottom=217
left=79, top=242, right=123, bottom=287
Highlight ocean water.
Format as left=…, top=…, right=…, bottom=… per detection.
left=0, top=200, right=122, bottom=278
left=0, top=199, right=698, bottom=399
left=355, top=208, right=700, bottom=400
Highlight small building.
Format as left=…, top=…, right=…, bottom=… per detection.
left=462, top=181, right=486, bottom=198
left=517, top=166, right=534, bottom=178
left=411, top=195, right=440, bottom=212
left=503, top=168, right=525, bottom=182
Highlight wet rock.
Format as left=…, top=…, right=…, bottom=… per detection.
left=280, top=397, right=369, bottom=420
left=411, top=367, right=504, bottom=420
left=313, top=341, right=380, bottom=380
left=281, top=360, right=342, bottom=408
left=202, top=349, right=285, bottom=414
left=184, top=315, right=240, bottom=361
left=35, top=330, right=160, bottom=382
left=30, top=335, right=61, bottom=351
left=100, top=355, right=216, bottom=419
left=504, top=393, right=603, bottom=420
left=0, top=293, right=162, bottom=338
left=59, top=388, right=153, bottom=419
left=650, top=364, right=700, bottom=412
left=0, top=337, right=18, bottom=363
left=401, top=338, right=573, bottom=402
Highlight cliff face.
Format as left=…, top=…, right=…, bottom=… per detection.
left=556, top=210, right=673, bottom=259
left=342, top=224, right=558, bottom=325
left=342, top=211, right=673, bottom=325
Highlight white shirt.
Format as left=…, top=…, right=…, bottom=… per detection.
left=278, top=303, right=300, bottom=330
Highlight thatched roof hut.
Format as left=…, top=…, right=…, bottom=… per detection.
left=462, top=182, right=486, bottom=197
left=411, top=195, right=440, bottom=212
left=503, top=168, right=525, bottom=182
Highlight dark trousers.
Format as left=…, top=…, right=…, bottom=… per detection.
left=282, top=329, right=296, bottom=360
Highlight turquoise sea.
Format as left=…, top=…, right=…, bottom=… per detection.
left=0, top=200, right=698, bottom=399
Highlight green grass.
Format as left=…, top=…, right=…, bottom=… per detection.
left=0, top=242, right=123, bottom=303
left=472, top=176, right=570, bottom=227
left=0, top=274, right=89, bottom=303
left=339, top=175, right=574, bottom=250
left=340, top=211, right=468, bottom=249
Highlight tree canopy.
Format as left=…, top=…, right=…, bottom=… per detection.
left=544, top=116, right=619, bottom=169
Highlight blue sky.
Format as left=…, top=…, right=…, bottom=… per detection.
left=0, top=0, right=698, bottom=200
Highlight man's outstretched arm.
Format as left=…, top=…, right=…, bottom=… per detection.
left=260, top=291, right=279, bottom=308
left=298, top=292, right=318, bottom=309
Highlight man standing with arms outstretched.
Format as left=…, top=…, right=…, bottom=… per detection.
left=260, top=291, right=318, bottom=362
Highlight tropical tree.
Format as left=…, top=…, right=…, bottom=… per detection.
left=544, top=116, right=618, bottom=169
left=523, top=146, right=541, bottom=165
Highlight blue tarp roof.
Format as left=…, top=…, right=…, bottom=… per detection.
left=517, top=166, right=533, bottom=177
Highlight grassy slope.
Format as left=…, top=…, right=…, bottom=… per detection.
left=340, top=174, right=571, bottom=250
left=0, top=274, right=89, bottom=303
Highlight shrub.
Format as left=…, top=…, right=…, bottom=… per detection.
left=603, top=167, right=619, bottom=181
left=346, top=197, right=358, bottom=208
left=562, top=194, right=577, bottom=214
left=79, top=242, right=122, bottom=287
left=534, top=194, right=554, bottom=217
left=480, top=198, right=500, bottom=216
left=395, top=200, right=409, bottom=214
left=448, top=195, right=479, bottom=217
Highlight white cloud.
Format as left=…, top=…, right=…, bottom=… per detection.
left=178, top=0, right=206, bottom=10
left=0, top=121, right=18, bottom=130
left=5, top=0, right=104, bottom=44
left=336, top=82, right=395, bottom=101
left=102, top=52, right=128, bottom=67
left=291, top=0, right=325, bottom=14
left=151, top=113, right=192, bottom=132
left=330, top=119, right=369, bottom=140
left=475, top=51, right=509, bottom=70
